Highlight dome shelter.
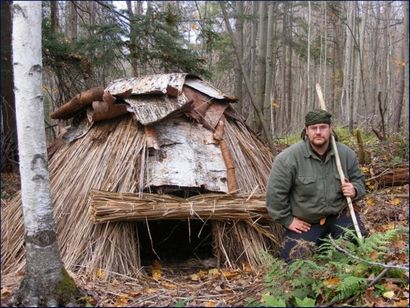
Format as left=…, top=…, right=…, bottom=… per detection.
left=2, top=73, right=282, bottom=279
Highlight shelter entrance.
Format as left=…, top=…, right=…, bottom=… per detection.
left=137, top=219, right=214, bottom=266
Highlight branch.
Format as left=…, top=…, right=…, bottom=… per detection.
left=328, top=235, right=409, bottom=271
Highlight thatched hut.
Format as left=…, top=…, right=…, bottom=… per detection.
left=1, top=73, right=282, bottom=279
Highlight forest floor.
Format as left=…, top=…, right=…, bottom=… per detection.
left=1, top=172, right=408, bottom=307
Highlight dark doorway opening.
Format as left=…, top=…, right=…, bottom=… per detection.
left=137, top=219, right=214, bottom=266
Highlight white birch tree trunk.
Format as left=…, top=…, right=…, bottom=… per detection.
left=11, top=2, right=78, bottom=306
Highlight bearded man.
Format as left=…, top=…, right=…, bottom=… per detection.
left=266, top=109, right=367, bottom=262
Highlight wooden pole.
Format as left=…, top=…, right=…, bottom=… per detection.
left=315, top=83, right=363, bottom=240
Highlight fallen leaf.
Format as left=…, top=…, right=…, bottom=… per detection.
left=391, top=240, right=405, bottom=249
left=390, top=198, right=401, bottom=206
left=383, top=282, right=399, bottom=291
left=95, top=268, right=107, bottom=280
left=365, top=197, right=376, bottom=206
left=160, top=281, right=177, bottom=290
left=369, top=251, right=378, bottom=261
left=208, top=268, right=220, bottom=277
left=242, top=261, right=252, bottom=273
left=146, top=288, right=157, bottom=294
left=205, top=300, right=216, bottom=307
left=221, top=269, right=240, bottom=280
left=129, top=291, right=142, bottom=297
left=323, top=277, right=341, bottom=288
left=190, top=273, right=200, bottom=281
left=383, top=290, right=395, bottom=299
left=114, top=294, right=129, bottom=307
left=393, top=299, right=409, bottom=307
left=152, top=269, right=162, bottom=280
left=1, top=288, right=11, bottom=296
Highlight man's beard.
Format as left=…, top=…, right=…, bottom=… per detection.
left=310, top=136, right=328, bottom=148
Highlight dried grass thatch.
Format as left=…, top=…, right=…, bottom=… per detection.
left=89, top=190, right=271, bottom=223
left=2, top=76, right=282, bottom=280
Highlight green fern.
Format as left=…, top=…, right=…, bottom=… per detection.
left=249, top=227, right=409, bottom=307
left=332, top=276, right=367, bottom=303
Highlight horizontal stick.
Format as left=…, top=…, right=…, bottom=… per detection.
left=89, top=190, right=272, bottom=223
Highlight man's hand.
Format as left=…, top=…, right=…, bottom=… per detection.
left=288, top=217, right=311, bottom=233
left=342, top=179, right=356, bottom=198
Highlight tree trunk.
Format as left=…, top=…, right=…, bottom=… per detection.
left=234, top=1, right=244, bottom=110
left=348, top=2, right=357, bottom=133
left=1, top=0, right=18, bottom=172
left=50, top=0, right=59, bottom=33
left=306, top=1, right=312, bottom=112
left=255, top=1, right=268, bottom=132
left=65, top=1, right=77, bottom=41
left=263, top=2, right=274, bottom=137
left=402, top=0, right=409, bottom=132
left=286, top=2, right=293, bottom=127
left=127, top=0, right=139, bottom=77
left=219, top=2, right=274, bottom=150
left=392, top=2, right=406, bottom=133
left=10, top=2, right=79, bottom=306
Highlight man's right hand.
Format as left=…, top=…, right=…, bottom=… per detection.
left=288, top=217, right=311, bottom=233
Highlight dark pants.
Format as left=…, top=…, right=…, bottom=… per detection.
left=280, top=209, right=367, bottom=262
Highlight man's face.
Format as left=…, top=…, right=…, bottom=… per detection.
left=305, top=123, right=331, bottom=147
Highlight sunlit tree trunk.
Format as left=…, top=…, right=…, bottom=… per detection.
left=10, top=2, right=78, bottom=306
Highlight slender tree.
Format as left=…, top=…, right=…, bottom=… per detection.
left=10, top=2, right=79, bottom=306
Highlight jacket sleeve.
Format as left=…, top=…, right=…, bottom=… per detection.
left=266, top=155, right=294, bottom=228
left=346, top=150, right=366, bottom=201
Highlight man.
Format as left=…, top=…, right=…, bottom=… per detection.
left=266, top=109, right=367, bottom=262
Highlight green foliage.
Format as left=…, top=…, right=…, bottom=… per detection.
left=262, top=294, right=287, bottom=307
left=127, top=3, right=209, bottom=77
left=251, top=227, right=408, bottom=307
left=174, top=299, right=186, bottom=307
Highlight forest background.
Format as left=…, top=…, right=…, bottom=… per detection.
left=1, top=1, right=409, bottom=307
left=1, top=0, right=409, bottom=168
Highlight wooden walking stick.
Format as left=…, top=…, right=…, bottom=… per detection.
left=315, top=83, right=363, bottom=241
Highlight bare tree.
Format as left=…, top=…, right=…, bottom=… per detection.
left=255, top=1, right=268, bottom=131
left=127, top=0, right=140, bottom=77
left=10, top=2, right=79, bottom=306
left=234, top=0, right=244, bottom=108
left=263, top=2, right=274, bottom=136
left=392, top=1, right=407, bottom=133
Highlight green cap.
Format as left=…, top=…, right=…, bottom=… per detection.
left=305, top=109, right=332, bottom=126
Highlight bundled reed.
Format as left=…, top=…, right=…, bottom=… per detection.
left=89, top=190, right=271, bottom=223
left=2, top=112, right=281, bottom=279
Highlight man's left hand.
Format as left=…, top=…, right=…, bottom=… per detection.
left=342, top=179, right=356, bottom=198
